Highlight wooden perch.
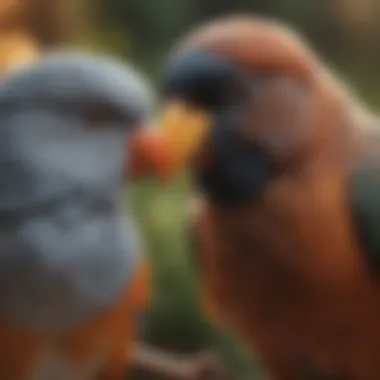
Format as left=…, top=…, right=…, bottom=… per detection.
left=131, top=343, right=232, bottom=380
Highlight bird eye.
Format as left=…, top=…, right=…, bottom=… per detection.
left=83, top=104, right=126, bottom=128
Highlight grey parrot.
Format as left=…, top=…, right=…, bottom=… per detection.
left=0, top=52, right=170, bottom=380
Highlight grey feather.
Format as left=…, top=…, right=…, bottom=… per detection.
left=0, top=51, right=154, bottom=123
left=0, top=51, right=152, bottom=332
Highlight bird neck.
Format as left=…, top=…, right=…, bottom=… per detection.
left=194, top=123, right=273, bottom=208
left=0, top=29, right=40, bottom=77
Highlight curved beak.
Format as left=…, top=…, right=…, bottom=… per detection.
left=128, top=101, right=211, bottom=180
left=128, top=124, right=176, bottom=180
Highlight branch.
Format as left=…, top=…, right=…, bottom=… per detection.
left=131, top=343, right=231, bottom=380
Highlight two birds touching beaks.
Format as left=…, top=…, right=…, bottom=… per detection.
left=2, top=14, right=380, bottom=380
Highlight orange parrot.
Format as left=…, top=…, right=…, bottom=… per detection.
left=0, top=51, right=174, bottom=380
left=137, top=16, right=380, bottom=380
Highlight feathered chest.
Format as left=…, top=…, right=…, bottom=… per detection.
left=199, top=171, right=372, bottom=323
left=197, top=178, right=380, bottom=378
left=0, top=194, right=140, bottom=333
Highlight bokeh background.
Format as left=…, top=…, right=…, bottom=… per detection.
left=80, top=1, right=380, bottom=379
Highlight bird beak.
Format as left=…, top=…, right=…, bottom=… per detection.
left=128, top=123, right=176, bottom=180
left=129, top=101, right=211, bottom=180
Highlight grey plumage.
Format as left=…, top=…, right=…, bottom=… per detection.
left=0, top=52, right=152, bottom=332
left=0, top=51, right=153, bottom=123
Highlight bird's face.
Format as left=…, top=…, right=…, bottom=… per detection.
left=0, top=53, right=171, bottom=213
left=157, top=18, right=319, bottom=206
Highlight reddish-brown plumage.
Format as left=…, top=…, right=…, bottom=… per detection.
left=0, top=259, right=150, bottom=380
left=185, top=17, right=380, bottom=379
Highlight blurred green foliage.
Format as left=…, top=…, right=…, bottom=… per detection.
left=129, top=175, right=260, bottom=378
left=84, top=1, right=380, bottom=378
left=89, top=0, right=380, bottom=106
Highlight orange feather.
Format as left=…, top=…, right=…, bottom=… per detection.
left=0, top=259, right=150, bottom=380
left=184, top=16, right=380, bottom=379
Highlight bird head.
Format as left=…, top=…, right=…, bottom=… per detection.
left=0, top=52, right=175, bottom=215
left=155, top=16, right=349, bottom=206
